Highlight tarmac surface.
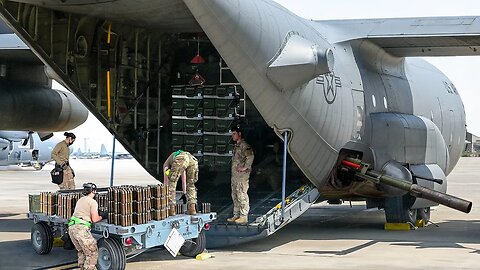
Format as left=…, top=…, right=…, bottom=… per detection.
left=0, top=158, right=479, bottom=269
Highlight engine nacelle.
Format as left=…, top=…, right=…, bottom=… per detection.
left=0, top=86, right=88, bottom=132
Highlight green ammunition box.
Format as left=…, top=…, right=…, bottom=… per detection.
left=184, top=119, right=203, bottom=133
left=29, top=194, right=41, bottom=213
left=172, top=86, right=184, bottom=95
left=172, top=118, right=184, bottom=132
left=185, top=86, right=203, bottom=97
left=203, top=85, right=215, bottom=95
left=215, top=119, right=235, bottom=133
left=203, top=119, right=215, bottom=132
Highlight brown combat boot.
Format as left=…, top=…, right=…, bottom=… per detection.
left=187, top=203, right=197, bottom=215
left=234, top=216, right=248, bottom=225
left=226, top=216, right=239, bottom=223
left=169, top=205, right=176, bottom=216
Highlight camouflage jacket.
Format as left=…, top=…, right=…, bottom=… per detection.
left=232, top=139, right=254, bottom=174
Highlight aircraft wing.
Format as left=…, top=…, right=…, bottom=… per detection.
left=319, top=16, right=480, bottom=57
left=11, top=0, right=200, bottom=32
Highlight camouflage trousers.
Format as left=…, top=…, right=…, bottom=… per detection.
left=168, top=155, right=198, bottom=207
left=68, top=224, right=98, bottom=270
left=59, top=167, right=75, bottom=190
left=231, top=172, right=250, bottom=217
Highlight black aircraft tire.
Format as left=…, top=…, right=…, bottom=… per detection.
left=384, top=195, right=417, bottom=224
left=180, top=230, right=206, bottom=257
left=97, top=238, right=126, bottom=270
left=31, top=222, right=54, bottom=255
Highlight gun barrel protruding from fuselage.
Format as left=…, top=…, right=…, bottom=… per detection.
left=342, top=159, right=472, bottom=213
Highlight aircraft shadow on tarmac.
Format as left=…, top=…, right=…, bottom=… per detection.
left=218, top=208, right=480, bottom=255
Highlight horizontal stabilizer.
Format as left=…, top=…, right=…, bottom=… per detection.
left=320, top=16, right=480, bottom=57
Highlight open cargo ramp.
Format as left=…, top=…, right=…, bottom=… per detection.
left=205, top=184, right=320, bottom=248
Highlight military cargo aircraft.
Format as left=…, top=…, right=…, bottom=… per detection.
left=0, top=131, right=61, bottom=170
left=0, top=0, right=477, bottom=249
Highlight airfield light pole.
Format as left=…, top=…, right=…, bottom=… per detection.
left=110, top=135, right=116, bottom=187
left=281, top=131, right=288, bottom=221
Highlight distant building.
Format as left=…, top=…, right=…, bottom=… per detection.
left=464, top=132, right=480, bottom=156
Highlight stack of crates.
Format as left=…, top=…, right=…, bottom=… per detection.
left=203, top=85, right=239, bottom=171
left=172, top=85, right=205, bottom=163
left=150, top=184, right=169, bottom=220
left=171, top=85, right=241, bottom=171
left=40, top=192, right=57, bottom=216
left=57, top=193, right=81, bottom=219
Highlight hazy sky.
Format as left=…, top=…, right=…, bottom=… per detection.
left=62, top=0, right=480, bottom=152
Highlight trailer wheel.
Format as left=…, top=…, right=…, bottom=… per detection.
left=31, top=222, right=53, bottom=255
left=111, top=237, right=126, bottom=269
left=180, top=230, right=206, bottom=257
left=97, top=238, right=126, bottom=270
left=384, top=194, right=417, bottom=224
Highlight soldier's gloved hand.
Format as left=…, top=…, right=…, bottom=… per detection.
left=180, top=193, right=187, bottom=204
left=99, top=210, right=108, bottom=220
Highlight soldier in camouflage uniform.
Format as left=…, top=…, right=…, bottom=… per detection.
left=228, top=126, right=254, bottom=225
left=51, top=132, right=76, bottom=190
left=163, top=150, right=199, bottom=216
left=68, top=183, right=105, bottom=270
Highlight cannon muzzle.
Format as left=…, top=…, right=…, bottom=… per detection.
left=342, top=159, right=472, bottom=214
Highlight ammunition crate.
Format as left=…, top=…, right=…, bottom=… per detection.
left=172, top=118, right=184, bottom=132
left=216, top=85, right=236, bottom=97
left=185, top=143, right=203, bottom=154
left=172, top=133, right=204, bottom=155
left=172, top=98, right=184, bottom=109
left=215, top=119, right=235, bottom=133
left=183, top=98, right=203, bottom=117
left=172, top=98, right=184, bottom=116
left=203, top=118, right=235, bottom=133
left=203, top=119, right=215, bottom=132
left=172, top=118, right=203, bottom=133
left=184, top=86, right=203, bottom=97
left=203, top=155, right=214, bottom=168
left=184, top=119, right=203, bottom=133
left=203, top=97, right=216, bottom=108
left=216, top=143, right=234, bottom=154
left=171, top=85, right=184, bottom=95
left=29, top=194, right=41, bottom=213
left=202, top=85, right=215, bottom=95
left=203, top=154, right=232, bottom=171
left=216, top=107, right=236, bottom=118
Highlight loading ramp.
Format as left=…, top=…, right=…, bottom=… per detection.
left=205, top=184, right=320, bottom=248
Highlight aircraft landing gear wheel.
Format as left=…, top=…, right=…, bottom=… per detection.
left=32, top=163, right=43, bottom=170
left=31, top=222, right=53, bottom=255
left=384, top=194, right=417, bottom=224
left=180, top=230, right=206, bottom=257
left=416, top=207, right=431, bottom=223
left=97, top=238, right=126, bottom=270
